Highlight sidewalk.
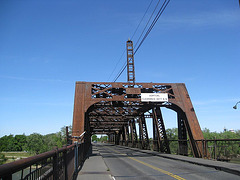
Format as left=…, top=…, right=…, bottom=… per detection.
left=77, top=145, right=113, bottom=180
left=117, top=145, right=240, bottom=176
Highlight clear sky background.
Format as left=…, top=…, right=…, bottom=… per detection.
left=0, top=0, right=239, bottom=137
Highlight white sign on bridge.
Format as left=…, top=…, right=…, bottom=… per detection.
left=141, top=93, right=168, bottom=102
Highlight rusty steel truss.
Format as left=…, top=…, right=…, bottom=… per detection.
left=72, top=39, right=205, bottom=158
left=72, top=81, right=205, bottom=157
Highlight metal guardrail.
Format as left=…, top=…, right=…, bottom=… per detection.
left=116, top=139, right=240, bottom=161
left=0, top=142, right=91, bottom=180
left=195, top=139, right=240, bottom=160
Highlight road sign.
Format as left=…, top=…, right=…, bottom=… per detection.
left=141, top=93, right=168, bottom=102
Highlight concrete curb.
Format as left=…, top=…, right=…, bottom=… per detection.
left=116, top=145, right=240, bottom=176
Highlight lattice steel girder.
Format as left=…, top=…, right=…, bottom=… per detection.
left=124, top=124, right=129, bottom=146
left=72, top=82, right=204, bottom=157
left=178, top=112, right=188, bottom=156
left=152, top=107, right=170, bottom=153
left=138, top=116, right=150, bottom=150
left=127, top=40, right=135, bottom=83
left=92, top=127, right=121, bottom=131
left=90, top=121, right=128, bottom=125
left=130, top=119, right=138, bottom=147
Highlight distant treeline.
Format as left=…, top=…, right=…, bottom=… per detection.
left=0, top=126, right=71, bottom=155
left=166, top=128, right=240, bottom=157
left=91, top=135, right=108, bottom=142
left=166, top=128, right=240, bottom=140
left=0, top=127, right=239, bottom=157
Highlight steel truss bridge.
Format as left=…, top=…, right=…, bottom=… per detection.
left=72, top=81, right=205, bottom=158
left=1, top=40, right=240, bottom=179
left=72, top=40, right=205, bottom=158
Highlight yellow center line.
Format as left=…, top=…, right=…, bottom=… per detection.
left=104, top=146, right=186, bottom=180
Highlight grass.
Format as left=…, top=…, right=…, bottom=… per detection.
left=1, top=151, right=32, bottom=164
left=230, top=158, right=240, bottom=164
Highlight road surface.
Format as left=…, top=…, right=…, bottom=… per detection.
left=95, top=143, right=240, bottom=180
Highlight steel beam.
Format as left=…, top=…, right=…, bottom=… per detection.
left=152, top=107, right=170, bottom=153
left=130, top=119, right=138, bottom=148
left=178, top=112, right=188, bottom=156
left=124, top=124, right=129, bottom=146
left=139, top=116, right=150, bottom=150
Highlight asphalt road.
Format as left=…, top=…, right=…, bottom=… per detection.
left=95, top=143, right=240, bottom=180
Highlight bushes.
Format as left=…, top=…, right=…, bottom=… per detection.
left=0, top=153, right=7, bottom=165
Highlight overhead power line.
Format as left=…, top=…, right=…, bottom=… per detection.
left=131, top=0, right=154, bottom=40
left=134, top=0, right=171, bottom=54
left=134, top=0, right=162, bottom=51
left=107, top=49, right=126, bottom=82
left=113, top=62, right=127, bottom=82
left=109, top=0, right=154, bottom=82
left=113, top=0, right=171, bottom=82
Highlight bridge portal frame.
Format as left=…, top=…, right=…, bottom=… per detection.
left=72, top=81, right=204, bottom=158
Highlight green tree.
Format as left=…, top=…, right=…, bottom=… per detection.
left=24, top=133, right=44, bottom=154
left=41, top=133, right=64, bottom=152
left=98, top=136, right=108, bottom=142
left=60, top=125, right=72, bottom=144
left=15, top=135, right=27, bottom=151
left=166, top=128, right=178, bottom=154
left=202, top=128, right=240, bottom=158
left=6, top=135, right=16, bottom=151
left=92, top=134, right=97, bottom=142
left=0, top=135, right=10, bottom=151
left=166, top=128, right=178, bottom=140
left=0, top=134, right=27, bottom=152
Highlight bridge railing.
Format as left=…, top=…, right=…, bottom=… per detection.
left=195, top=139, right=240, bottom=161
left=0, top=142, right=91, bottom=180
left=151, top=139, right=240, bottom=161
left=117, top=139, right=240, bottom=162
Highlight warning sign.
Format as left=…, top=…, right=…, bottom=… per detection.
left=141, top=93, right=168, bottom=102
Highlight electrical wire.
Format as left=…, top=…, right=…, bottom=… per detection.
left=113, top=62, right=127, bottom=82
left=112, top=0, right=171, bottom=82
left=131, top=0, right=154, bottom=40
left=107, top=49, right=126, bottom=81
left=134, top=0, right=170, bottom=54
left=109, top=0, right=154, bottom=82
left=134, top=0, right=162, bottom=51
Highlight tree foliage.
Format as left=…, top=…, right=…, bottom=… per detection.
left=202, top=128, right=240, bottom=139
left=98, top=136, right=108, bottom=142
left=0, top=134, right=26, bottom=152
left=91, top=135, right=97, bottom=142
left=1, top=126, right=239, bottom=158
left=0, top=125, right=72, bottom=155
left=166, top=128, right=178, bottom=154
left=202, top=128, right=240, bottom=158
left=0, top=152, right=7, bottom=165
left=165, top=128, right=240, bottom=157
left=24, top=133, right=44, bottom=154
left=91, top=135, right=108, bottom=142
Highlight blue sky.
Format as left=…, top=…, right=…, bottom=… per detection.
left=0, top=0, right=239, bottom=137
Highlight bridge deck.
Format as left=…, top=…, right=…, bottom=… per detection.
left=78, top=143, right=240, bottom=180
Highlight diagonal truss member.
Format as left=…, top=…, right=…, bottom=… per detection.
left=139, top=115, right=150, bottom=150
left=130, top=119, right=138, bottom=147
left=152, top=107, right=170, bottom=153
